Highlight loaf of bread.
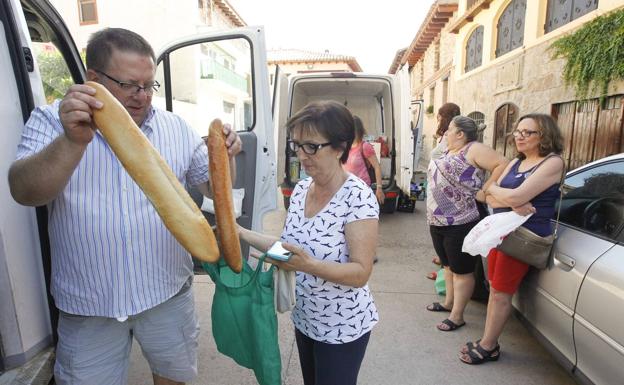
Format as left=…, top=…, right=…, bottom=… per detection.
left=86, top=81, right=219, bottom=262
left=207, top=119, right=242, bottom=273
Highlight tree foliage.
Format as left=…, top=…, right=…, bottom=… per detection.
left=550, top=8, right=624, bottom=100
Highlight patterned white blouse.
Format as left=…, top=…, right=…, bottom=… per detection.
left=281, top=174, right=379, bottom=344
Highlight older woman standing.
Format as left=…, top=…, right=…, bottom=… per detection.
left=426, top=116, right=508, bottom=332
left=239, top=101, right=379, bottom=385
left=460, top=114, right=564, bottom=364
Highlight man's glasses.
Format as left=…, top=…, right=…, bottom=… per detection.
left=95, top=70, right=160, bottom=95
left=512, top=129, right=540, bottom=138
left=288, top=140, right=332, bottom=155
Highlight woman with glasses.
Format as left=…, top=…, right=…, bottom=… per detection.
left=239, top=101, right=379, bottom=385
left=343, top=115, right=385, bottom=204
left=460, top=114, right=564, bottom=365
left=426, top=116, right=508, bottom=333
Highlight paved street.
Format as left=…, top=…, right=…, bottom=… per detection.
left=128, top=200, right=576, bottom=384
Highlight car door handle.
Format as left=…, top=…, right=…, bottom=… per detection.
left=554, top=252, right=576, bottom=269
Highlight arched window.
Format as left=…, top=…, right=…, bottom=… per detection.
left=465, top=26, right=484, bottom=73
left=494, top=103, right=519, bottom=157
left=545, top=0, right=599, bottom=33
left=495, top=0, right=527, bottom=58
left=467, top=111, right=485, bottom=142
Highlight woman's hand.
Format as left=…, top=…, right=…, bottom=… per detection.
left=375, top=186, right=385, bottom=204
left=512, top=202, right=536, bottom=216
left=267, top=242, right=316, bottom=273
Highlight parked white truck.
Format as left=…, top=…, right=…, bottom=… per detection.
left=1, top=0, right=276, bottom=381
left=273, top=69, right=424, bottom=213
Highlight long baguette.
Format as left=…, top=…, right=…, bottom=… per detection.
left=207, top=119, right=242, bottom=273
left=87, top=81, right=219, bottom=262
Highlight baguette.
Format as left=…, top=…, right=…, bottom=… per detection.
left=86, top=81, right=219, bottom=262
left=207, top=119, right=242, bottom=273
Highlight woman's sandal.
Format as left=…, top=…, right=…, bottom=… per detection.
left=426, top=271, right=437, bottom=280
left=460, top=342, right=500, bottom=364
left=426, top=302, right=451, bottom=312
left=436, top=318, right=466, bottom=331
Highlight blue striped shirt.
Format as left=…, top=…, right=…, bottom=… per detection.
left=16, top=101, right=209, bottom=317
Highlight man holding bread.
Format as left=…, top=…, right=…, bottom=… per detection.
left=8, top=28, right=241, bottom=385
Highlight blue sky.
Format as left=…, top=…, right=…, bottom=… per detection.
left=228, top=0, right=435, bottom=73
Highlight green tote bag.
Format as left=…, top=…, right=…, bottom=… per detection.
left=203, top=255, right=281, bottom=385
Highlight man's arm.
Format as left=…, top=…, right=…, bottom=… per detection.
left=9, top=136, right=88, bottom=206
left=9, top=84, right=102, bottom=206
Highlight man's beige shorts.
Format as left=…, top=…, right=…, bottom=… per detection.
left=54, top=279, right=199, bottom=385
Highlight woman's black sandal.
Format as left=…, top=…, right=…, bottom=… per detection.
left=437, top=318, right=465, bottom=331
left=426, top=302, right=451, bottom=312
left=460, top=342, right=500, bottom=365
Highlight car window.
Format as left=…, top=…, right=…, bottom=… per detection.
left=559, top=160, right=624, bottom=240
left=154, top=37, right=253, bottom=136
left=32, top=42, right=78, bottom=104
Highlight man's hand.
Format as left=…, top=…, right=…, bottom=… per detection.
left=222, top=123, right=242, bottom=157
left=59, top=84, right=103, bottom=147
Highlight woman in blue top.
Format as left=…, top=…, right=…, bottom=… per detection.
left=460, top=113, right=564, bottom=365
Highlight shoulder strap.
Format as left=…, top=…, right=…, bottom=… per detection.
left=360, top=143, right=372, bottom=168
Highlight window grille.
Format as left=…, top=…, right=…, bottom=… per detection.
left=495, top=0, right=526, bottom=58
left=545, top=0, right=598, bottom=33
left=465, top=26, right=484, bottom=72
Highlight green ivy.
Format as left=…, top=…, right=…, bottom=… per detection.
left=550, top=8, right=624, bottom=100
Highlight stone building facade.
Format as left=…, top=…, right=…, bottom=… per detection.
left=449, top=0, right=624, bottom=168
left=389, top=1, right=459, bottom=167
left=392, top=0, right=624, bottom=170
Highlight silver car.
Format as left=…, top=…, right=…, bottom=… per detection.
left=512, top=153, right=624, bottom=385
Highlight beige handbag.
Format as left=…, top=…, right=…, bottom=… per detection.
left=498, top=226, right=556, bottom=269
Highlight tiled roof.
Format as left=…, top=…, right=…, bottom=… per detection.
left=213, top=0, right=246, bottom=27
left=397, top=0, right=458, bottom=70
left=267, top=49, right=363, bottom=72
left=388, top=48, right=407, bottom=74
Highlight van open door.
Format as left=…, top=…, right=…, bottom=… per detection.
left=393, top=64, right=414, bottom=205
left=154, top=27, right=276, bottom=254
left=1, top=0, right=88, bottom=378
left=272, top=66, right=290, bottom=208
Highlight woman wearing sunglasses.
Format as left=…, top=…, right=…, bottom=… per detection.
left=239, top=101, right=379, bottom=385
left=460, top=113, right=564, bottom=365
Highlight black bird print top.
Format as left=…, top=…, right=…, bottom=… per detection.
left=281, top=174, right=379, bottom=344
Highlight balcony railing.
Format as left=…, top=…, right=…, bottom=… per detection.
left=200, top=58, right=247, bottom=92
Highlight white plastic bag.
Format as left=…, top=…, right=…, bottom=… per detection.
left=462, top=211, right=532, bottom=257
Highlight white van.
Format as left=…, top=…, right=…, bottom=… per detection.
left=273, top=70, right=423, bottom=213
left=0, top=0, right=275, bottom=380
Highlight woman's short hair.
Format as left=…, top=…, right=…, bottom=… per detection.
left=286, top=101, right=354, bottom=163
left=437, top=102, right=461, bottom=137
left=86, top=28, right=156, bottom=72
left=514, top=113, right=564, bottom=159
left=451, top=115, right=479, bottom=142
left=353, top=115, right=367, bottom=142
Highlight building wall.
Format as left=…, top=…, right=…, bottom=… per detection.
left=49, top=0, right=203, bottom=52
left=452, top=0, right=624, bottom=150
left=407, top=17, right=458, bottom=167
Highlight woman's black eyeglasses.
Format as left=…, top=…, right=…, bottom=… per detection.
left=511, top=129, right=540, bottom=138
left=95, top=70, right=160, bottom=95
left=288, top=140, right=332, bottom=155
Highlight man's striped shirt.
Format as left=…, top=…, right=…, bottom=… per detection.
left=15, top=101, right=208, bottom=317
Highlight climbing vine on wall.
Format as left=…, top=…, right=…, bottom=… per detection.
left=550, top=8, right=624, bottom=100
